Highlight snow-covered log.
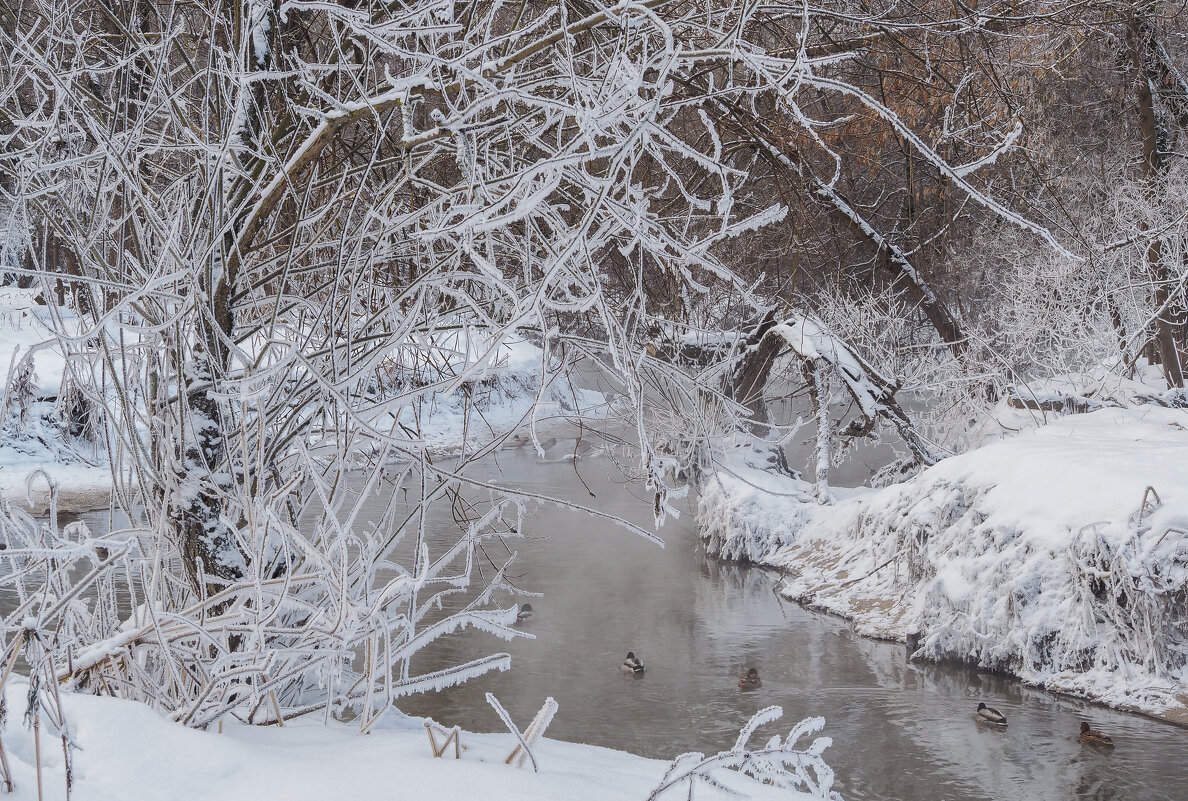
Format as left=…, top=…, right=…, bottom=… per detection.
left=769, top=313, right=947, bottom=468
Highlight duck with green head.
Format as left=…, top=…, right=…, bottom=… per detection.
left=976, top=703, right=1007, bottom=725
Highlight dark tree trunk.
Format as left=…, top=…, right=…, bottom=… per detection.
left=1129, top=15, right=1186, bottom=389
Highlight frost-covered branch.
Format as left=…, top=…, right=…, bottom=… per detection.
left=647, top=707, right=841, bottom=800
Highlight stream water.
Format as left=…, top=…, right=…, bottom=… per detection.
left=61, top=444, right=1186, bottom=800
left=383, top=448, right=1186, bottom=801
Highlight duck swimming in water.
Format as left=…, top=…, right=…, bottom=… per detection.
left=738, top=668, right=762, bottom=690
left=976, top=703, right=1007, bottom=725
left=621, top=651, right=645, bottom=674
left=516, top=603, right=534, bottom=622
left=1078, top=722, right=1114, bottom=748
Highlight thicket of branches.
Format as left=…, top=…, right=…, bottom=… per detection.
left=0, top=0, right=1184, bottom=728
left=635, top=0, right=1188, bottom=473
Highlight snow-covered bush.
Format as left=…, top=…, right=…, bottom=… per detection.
left=0, top=456, right=533, bottom=730
left=648, top=708, right=840, bottom=801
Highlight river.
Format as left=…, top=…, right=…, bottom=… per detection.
left=383, top=448, right=1186, bottom=801
left=63, top=444, right=1185, bottom=800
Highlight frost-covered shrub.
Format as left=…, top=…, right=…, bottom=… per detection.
left=1065, top=517, right=1188, bottom=679
left=0, top=450, right=538, bottom=730
left=1, top=352, right=37, bottom=434
left=648, top=708, right=841, bottom=801
left=54, top=376, right=99, bottom=442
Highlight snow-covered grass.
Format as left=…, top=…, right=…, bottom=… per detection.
left=0, top=682, right=834, bottom=801
left=699, top=404, right=1188, bottom=718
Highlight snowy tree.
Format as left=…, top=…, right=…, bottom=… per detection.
left=0, top=0, right=1088, bottom=726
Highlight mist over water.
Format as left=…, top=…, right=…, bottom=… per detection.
left=387, top=449, right=1186, bottom=801
left=58, top=447, right=1185, bottom=800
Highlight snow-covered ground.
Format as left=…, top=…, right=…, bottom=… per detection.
left=0, top=682, right=832, bottom=801
left=0, top=289, right=110, bottom=514
left=699, top=400, right=1188, bottom=720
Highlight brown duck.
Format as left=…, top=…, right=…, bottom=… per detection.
left=738, top=668, right=762, bottom=690
left=1078, top=722, right=1114, bottom=748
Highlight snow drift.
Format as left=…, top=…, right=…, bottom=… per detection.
left=0, top=680, right=837, bottom=801
left=699, top=406, right=1188, bottom=717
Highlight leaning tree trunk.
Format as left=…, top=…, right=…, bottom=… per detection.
left=678, top=74, right=969, bottom=362
left=731, top=311, right=783, bottom=426
left=728, top=311, right=947, bottom=488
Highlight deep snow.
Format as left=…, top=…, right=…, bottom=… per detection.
left=699, top=402, right=1188, bottom=719
left=0, top=682, right=830, bottom=801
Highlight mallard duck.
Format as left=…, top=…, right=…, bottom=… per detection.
left=1078, top=722, right=1114, bottom=747
left=620, top=651, right=645, bottom=674
left=515, top=603, right=534, bottom=622
left=976, top=703, right=1007, bottom=725
left=738, top=668, right=762, bottom=690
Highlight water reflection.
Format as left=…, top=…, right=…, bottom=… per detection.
left=55, top=450, right=1184, bottom=801
left=385, top=450, right=1185, bottom=801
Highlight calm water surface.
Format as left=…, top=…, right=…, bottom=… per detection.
left=64, top=446, right=1186, bottom=800
left=380, top=449, right=1186, bottom=801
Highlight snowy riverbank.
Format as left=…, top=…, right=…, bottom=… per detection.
left=0, top=289, right=110, bottom=514
left=0, top=284, right=611, bottom=511
left=0, top=682, right=835, bottom=801
left=698, top=404, right=1188, bottom=721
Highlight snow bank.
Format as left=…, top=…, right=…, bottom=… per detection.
left=966, top=362, right=1177, bottom=446
left=0, top=420, right=110, bottom=514
left=0, top=290, right=109, bottom=513
left=699, top=406, right=1188, bottom=717
left=0, top=682, right=829, bottom=801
